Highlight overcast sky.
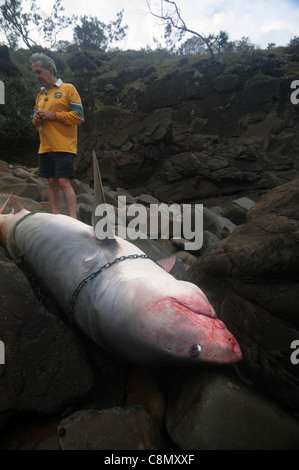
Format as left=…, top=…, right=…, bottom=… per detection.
left=59, top=0, right=299, bottom=50
left=1, top=0, right=299, bottom=50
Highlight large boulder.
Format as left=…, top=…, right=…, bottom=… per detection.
left=0, top=249, right=94, bottom=417
left=188, top=176, right=299, bottom=409
left=166, top=370, right=299, bottom=450
left=57, top=406, right=164, bottom=450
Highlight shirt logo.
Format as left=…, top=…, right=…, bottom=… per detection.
left=54, top=92, right=62, bottom=99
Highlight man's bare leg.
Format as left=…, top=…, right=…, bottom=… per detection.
left=58, top=177, right=77, bottom=219
left=48, top=177, right=61, bottom=214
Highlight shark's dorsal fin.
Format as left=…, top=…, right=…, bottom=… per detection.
left=92, top=151, right=117, bottom=246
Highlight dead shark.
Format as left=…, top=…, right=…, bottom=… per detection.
left=0, top=154, right=242, bottom=366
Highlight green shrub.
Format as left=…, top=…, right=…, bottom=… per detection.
left=0, top=75, right=38, bottom=148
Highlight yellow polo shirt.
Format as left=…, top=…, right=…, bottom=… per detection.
left=32, top=80, right=84, bottom=154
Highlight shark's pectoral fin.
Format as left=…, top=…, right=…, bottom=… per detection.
left=156, top=255, right=177, bottom=273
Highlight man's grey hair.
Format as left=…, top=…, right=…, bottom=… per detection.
left=30, top=52, right=57, bottom=75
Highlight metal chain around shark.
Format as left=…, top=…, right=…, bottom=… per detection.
left=69, top=253, right=150, bottom=325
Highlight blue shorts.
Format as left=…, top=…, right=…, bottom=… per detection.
left=39, top=152, right=76, bottom=179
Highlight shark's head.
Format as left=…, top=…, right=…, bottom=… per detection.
left=142, top=279, right=242, bottom=365
left=110, top=255, right=242, bottom=366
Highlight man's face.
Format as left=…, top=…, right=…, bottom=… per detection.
left=32, top=60, right=54, bottom=89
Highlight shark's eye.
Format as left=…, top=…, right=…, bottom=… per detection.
left=189, top=344, right=202, bottom=358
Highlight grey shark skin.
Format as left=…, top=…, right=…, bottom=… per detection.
left=0, top=156, right=242, bottom=366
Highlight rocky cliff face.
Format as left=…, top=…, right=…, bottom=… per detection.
left=66, top=49, right=299, bottom=206
left=1, top=46, right=299, bottom=206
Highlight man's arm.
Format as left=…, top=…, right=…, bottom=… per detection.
left=56, top=84, right=84, bottom=125
left=31, top=85, right=84, bottom=126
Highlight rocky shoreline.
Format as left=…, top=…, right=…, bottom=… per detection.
left=0, top=158, right=299, bottom=450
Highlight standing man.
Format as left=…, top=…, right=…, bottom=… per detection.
left=30, top=52, right=84, bottom=219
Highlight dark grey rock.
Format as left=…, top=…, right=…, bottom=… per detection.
left=166, top=370, right=299, bottom=450
left=188, top=177, right=299, bottom=408
left=0, top=250, right=94, bottom=415
left=58, top=406, right=165, bottom=450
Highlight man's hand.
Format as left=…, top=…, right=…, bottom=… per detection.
left=35, top=109, right=56, bottom=122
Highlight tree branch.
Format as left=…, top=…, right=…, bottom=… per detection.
left=146, top=0, right=229, bottom=58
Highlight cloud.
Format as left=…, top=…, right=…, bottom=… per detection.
left=32, top=0, right=299, bottom=49
left=261, top=20, right=295, bottom=34
left=180, top=0, right=299, bottom=47
left=1, top=0, right=298, bottom=50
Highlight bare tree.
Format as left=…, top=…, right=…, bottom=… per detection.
left=0, top=0, right=75, bottom=49
left=146, top=0, right=228, bottom=58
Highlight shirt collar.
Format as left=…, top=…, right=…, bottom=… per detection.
left=41, top=78, right=63, bottom=92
